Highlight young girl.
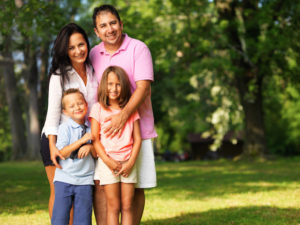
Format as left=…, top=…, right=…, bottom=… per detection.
left=90, top=66, right=142, bottom=225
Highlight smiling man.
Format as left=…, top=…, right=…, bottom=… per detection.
left=90, top=4, right=157, bottom=225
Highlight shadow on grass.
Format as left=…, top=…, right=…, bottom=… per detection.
left=142, top=206, right=300, bottom=225
left=1, top=159, right=300, bottom=216
left=151, top=160, right=300, bottom=200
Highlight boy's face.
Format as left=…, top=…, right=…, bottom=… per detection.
left=63, top=92, right=87, bottom=124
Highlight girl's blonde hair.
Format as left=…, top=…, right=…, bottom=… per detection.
left=98, top=66, right=131, bottom=109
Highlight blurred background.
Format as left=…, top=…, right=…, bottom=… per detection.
left=1, top=0, right=300, bottom=162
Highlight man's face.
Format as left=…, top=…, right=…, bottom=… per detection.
left=94, top=12, right=123, bottom=50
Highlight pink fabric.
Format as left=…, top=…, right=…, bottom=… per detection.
left=90, top=34, right=157, bottom=139
left=89, top=103, right=140, bottom=161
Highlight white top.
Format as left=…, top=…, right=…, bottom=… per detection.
left=41, top=65, right=98, bottom=137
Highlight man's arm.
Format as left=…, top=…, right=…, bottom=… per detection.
left=104, top=80, right=151, bottom=137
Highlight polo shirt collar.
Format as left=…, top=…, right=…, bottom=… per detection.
left=66, top=118, right=88, bottom=128
left=99, top=33, right=131, bottom=55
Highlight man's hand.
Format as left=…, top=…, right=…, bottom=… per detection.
left=50, top=145, right=64, bottom=169
left=104, top=111, right=128, bottom=138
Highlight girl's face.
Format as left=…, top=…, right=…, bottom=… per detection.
left=107, top=72, right=121, bottom=102
left=68, top=32, right=88, bottom=67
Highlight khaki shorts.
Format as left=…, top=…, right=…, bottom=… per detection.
left=94, top=158, right=137, bottom=185
left=94, top=139, right=157, bottom=188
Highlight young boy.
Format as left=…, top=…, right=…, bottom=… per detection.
left=51, top=88, right=96, bottom=225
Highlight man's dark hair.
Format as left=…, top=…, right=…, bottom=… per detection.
left=93, top=4, right=121, bottom=27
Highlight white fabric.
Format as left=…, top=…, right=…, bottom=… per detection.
left=94, top=158, right=137, bottom=185
left=41, top=65, right=98, bottom=137
left=135, top=139, right=157, bottom=188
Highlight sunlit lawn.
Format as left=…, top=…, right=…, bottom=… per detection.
left=0, top=158, right=300, bottom=225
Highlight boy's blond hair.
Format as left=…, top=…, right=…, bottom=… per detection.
left=61, top=88, right=86, bottom=109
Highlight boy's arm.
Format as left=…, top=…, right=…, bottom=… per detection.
left=59, top=132, right=93, bottom=158
left=78, top=144, right=97, bottom=159
left=91, top=118, right=122, bottom=172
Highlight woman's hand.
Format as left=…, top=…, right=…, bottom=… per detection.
left=50, top=145, right=64, bottom=169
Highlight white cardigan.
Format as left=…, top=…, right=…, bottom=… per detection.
left=41, top=65, right=98, bottom=137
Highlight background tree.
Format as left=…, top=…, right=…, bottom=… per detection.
left=0, top=0, right=300, bottom=161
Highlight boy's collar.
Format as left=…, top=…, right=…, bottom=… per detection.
left=67, top=117, right=88, bottom=128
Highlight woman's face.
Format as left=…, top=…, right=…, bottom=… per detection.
left=67, top=33, right=88, bottom=67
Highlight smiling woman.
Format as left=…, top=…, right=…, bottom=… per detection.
left=39, top=23, right=98, bottom=224
left=67, top=33, right=89, bottom=85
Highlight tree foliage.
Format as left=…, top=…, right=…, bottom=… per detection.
left=0, top=0, right=300, bottom=160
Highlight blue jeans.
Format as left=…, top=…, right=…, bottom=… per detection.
left=51, top=181, right=92, bottom=225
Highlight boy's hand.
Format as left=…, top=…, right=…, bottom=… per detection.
left=81, top=132, right=93, bottom=144
left=116, top=161, right=134, bottom=178
left=77, top=145, right=91, bottom=159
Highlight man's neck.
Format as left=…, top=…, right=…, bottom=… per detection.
left=104, top=34, right=125, bottom=55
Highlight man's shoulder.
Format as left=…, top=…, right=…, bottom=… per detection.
left=90, top=42, right=104, bottom=55
left=126, top=35, right=148, bottom=49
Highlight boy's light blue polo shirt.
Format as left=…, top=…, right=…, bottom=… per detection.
left=54, top=118, right=95, bottom=185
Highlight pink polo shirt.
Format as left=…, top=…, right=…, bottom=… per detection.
left=90, top=34, right=157, bottom=139
left=89, top=103, right=140, bottom=161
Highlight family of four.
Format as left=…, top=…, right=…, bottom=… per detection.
left=40, top=4, right=157, bottom=225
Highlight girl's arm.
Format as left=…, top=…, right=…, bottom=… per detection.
left=117, top=119, right=142, bottom=177
left=91, top=118, right=122, bottom=172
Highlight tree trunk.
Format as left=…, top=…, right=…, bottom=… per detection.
left=1, top=36, right=27, bottom=160
left=39, top=41, right=50, bottom=126
left=236, top=71, right=266, bottom=158
left=215, top=0, right=267, bottom=158
left=24, top=49, right=41, bottom=160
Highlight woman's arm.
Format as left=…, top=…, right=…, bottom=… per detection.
left=49, top=135, right=64, bottom=168
left=45, top=75, right=65, bottom=167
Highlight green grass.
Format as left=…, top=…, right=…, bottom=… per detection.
left=0, top=158, right=300, bottom=225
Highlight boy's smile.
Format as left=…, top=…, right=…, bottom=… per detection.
left=63, top=92, right=88, bottom=124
